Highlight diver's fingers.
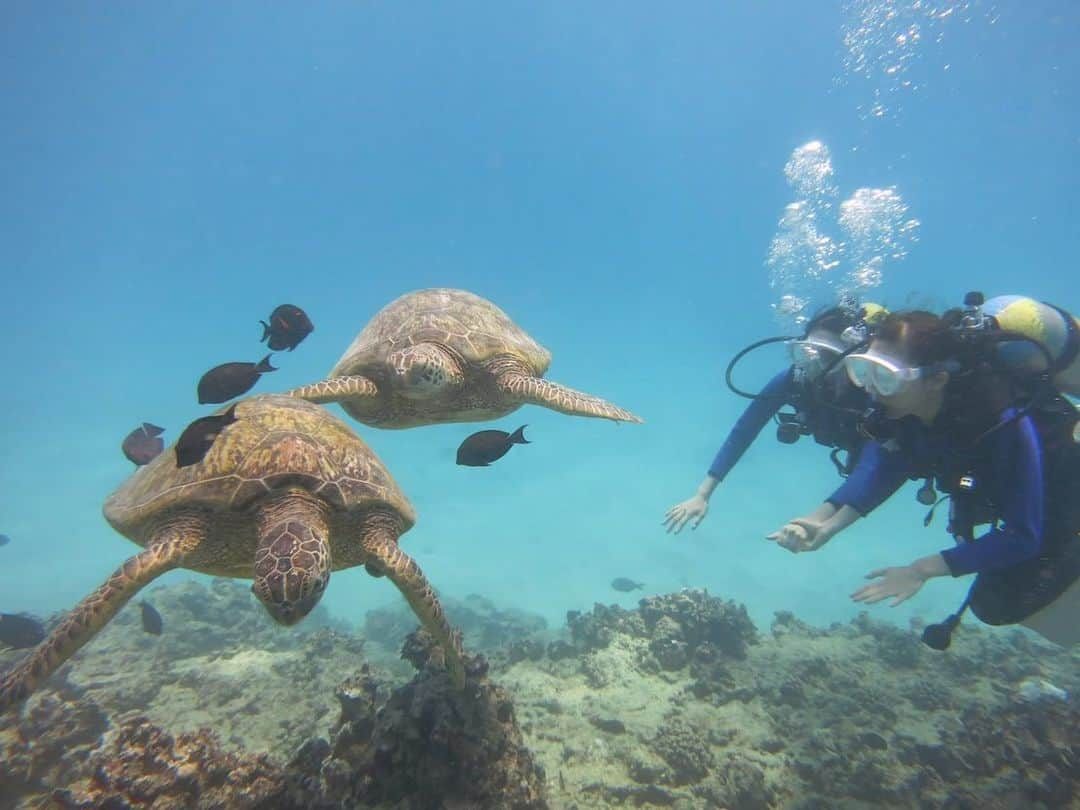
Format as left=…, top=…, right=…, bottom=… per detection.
left=864, top=568, right=887, bottom=579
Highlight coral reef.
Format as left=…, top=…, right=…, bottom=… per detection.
left=4, top=581, right=1080, bottom=809
left=52, top=720, right=286, bottom=809
left=365, top=592, right=549, bottom=655
left=286, top=630, right=548, bottom=809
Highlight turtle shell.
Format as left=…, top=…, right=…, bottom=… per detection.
left=103, top=395, right=415, bottom=569
left=329, top=288, right=552, bottom=378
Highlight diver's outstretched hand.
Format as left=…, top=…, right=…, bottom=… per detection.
left=766, top=517, right=830, bottom=553
left=663, top=494, right=709, bottom=534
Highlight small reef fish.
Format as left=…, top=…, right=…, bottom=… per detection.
left=456, top=426, right=530, bottom=467
left=175, top=404, right=239, bottom=468
left=197, top=356, right=276, bottom=404
left=260, top=304, right=314, bottom=351
left=140, top=601, right=163, bottom=635
left=611, top=578, right=644, bottom=592
left=0, top=613, right=45, bottom=649
left=0, top=534, right=9, bottom=547
left=121, top=422, right=166, bottom=466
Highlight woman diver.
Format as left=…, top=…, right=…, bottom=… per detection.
left=770, top=301, right=1080, bottom=647
left=663, top=304, right=885, bottom=534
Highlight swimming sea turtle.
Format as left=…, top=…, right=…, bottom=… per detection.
left=0, top=395, right=464, bottom=712
left=285, top=288, right=643, bottom=428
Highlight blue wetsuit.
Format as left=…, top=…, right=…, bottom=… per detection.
left=709, top=369, right=792, bottom=481
left=828, top=407, right=1080, bottom=623
left=709, top=368, right=868, bottom=482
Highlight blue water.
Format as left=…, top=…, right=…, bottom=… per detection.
left=1, top=2, right=1077, bottom=638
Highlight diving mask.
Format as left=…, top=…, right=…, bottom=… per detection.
left=844, top=351, right=932, bottom=397
left=788, top=334, right=846, bottom=375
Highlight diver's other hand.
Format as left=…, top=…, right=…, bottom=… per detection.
left=663, top=494, right=709, bottom=534
left=766, top=518, right=829, bottom=553
left=850, top=565, right=928, bottom=607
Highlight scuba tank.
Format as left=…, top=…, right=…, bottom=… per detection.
left=981, top=295, right=1080, bottom=396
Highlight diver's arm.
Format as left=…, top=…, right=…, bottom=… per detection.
left=767, top=502, right=862, bottom=552
left=940, top=413, right=1046, bottom=575
left=706, top=368, right=794, bottom=482
left=825, top=440, right=910, bottom=516
left=769, top=441, right=908, bottom=552
left=665, top=368, right=792, bottom=534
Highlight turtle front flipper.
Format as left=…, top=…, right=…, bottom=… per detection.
left=285, top=375, right=379, bottom=404
left=0, top=517, right=207, bottom=713
left=496, top=372, right=644, bottom=423
left=360, top=515, right=466, bottom=689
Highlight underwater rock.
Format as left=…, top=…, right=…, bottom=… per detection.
left=288, top=628, right=548, bottom=809
left=507, top=637, right=546, bottom=664
left=567, top=589, right=758, bottom=667
left=366, top=593, right=549, bottom=656
left=545, top=639, right=577, bottom=661
left=53, top=718, right=286, bottom=808
left=0, top=689, right=108, bottom=803
left=651, top=718, right=714, bottom=786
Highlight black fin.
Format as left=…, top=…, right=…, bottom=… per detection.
left=259, top=320, right=271, bottom=342
left=256, top=355, right=277, bottom=373
left=509, top=425, right=530, bottom=444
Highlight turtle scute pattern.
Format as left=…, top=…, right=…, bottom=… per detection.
left=104, top=394, right=416, bottom=563
left=0, top=395, right=465, bottom=714
left=289, top=287, right=643, bottom=427
left=335, top=288, right=551, bottom=376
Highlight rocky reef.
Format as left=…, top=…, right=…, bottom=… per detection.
left=2, top=583, right=1078, bottom=809
left=495, top=590, right=1080, bottom=809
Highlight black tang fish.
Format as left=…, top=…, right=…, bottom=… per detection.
left=175, top=404, right=239, bottom=468
left=0, top=534, right=9, bottom=547
left=260, top=304, right=314, bottom=351
left=140, top=601, right=163, bottom=635
left=0, top=613, right=46, bottom=649
left=121, top=422, right=166, bottom=466
left=610, top=578, right=644, bottom=592
left=456, top=425, right=530, bottom=467
left=197, top=355, right=276, bottom=404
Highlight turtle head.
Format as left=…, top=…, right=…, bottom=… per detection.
left=253, top=510, right=332, bottom=626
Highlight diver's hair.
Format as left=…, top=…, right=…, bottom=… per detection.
left=803, top=306, right=856, bottom=338
left=875, top=309, right=1015, bottom=427
left=874, top=310, right=962, bottom=366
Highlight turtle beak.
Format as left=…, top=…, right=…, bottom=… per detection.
left=252, top=572, right=329, bottom=626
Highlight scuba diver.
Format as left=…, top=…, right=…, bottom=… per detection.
left=769, top=293, right=1080, bottom=648
left=663, top=303, right=887, bottom=534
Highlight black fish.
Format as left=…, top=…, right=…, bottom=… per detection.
left=121, top=422, right=166, bottom=466
left=175, top=404, right=239, bottom=468
left=0, top=613, right=45, bottom=649
left=260, top=304, right=314, bottom=351
left=197, top=355, right=276, bottom=404
left=0, top=534, right=9, bottom=547
left=611, top=578, right=644, bottom=592
left=456, top=426, right=530, bottom=467
left=140, top=601, right=163, bottom=635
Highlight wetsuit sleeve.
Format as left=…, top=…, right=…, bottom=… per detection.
left=940, top=414, right=1045, bottom=576
left=707, top=369, right=793, bottom=481
left=825, top=440, right=909, bottom=516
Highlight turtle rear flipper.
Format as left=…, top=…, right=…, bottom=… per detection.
left=361, top=522, right=466, bottom=689
left=496, top=373, right=643, bottom=423
left=0, top=520, right=206, bottom=713
left=286, top=375, right=379, bottom=404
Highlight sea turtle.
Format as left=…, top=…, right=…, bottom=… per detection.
left=285, top=288, right=643, bottom=428
left=0, top=394, right=464, bottom=713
